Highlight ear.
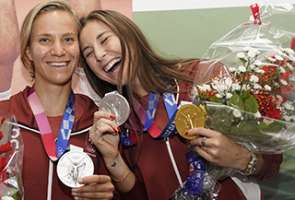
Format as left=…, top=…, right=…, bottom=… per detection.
left=26, top=47, right=33, bottom=61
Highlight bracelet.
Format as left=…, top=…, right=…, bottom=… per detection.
left=240, top=151, right=257, bottom=176
left=111, top=170, right=132, bottom=183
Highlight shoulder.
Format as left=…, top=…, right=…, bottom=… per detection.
left=0, top=88, right=11, bottom=101
left=73, top=93, right=98, bottom=129
left=74, top=93, right=98, bottom=115
left=0, top=87, right=31, bottom=118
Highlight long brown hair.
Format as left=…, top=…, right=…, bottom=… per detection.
left=80, top=10, right=195, bottom=97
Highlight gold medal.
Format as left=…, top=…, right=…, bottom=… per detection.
left=175, top=104, right=207, bottom=140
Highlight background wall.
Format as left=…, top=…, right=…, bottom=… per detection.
left=132, top=2, right=295, bottom=199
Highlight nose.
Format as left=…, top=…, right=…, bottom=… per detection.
left=93, top=45, right=106, bottom=62
left=50, top=40, right=66, bottom=56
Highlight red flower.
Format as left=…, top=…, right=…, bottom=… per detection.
left=0, top=142, right=12, bottom=154
left=280, top=71, right=291, bottom=80
left=0, top=157, right=7, bottom=172
left=265, top=107, right=282, bottom=120
left=259, top=65, right=277, bottom=83
left=280, top=84, right=293, bottom=99
left=255, top=93, right=282, bottom=119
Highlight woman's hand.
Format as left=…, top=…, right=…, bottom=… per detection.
left=71, top=175, right=114, bottom=200
left=89, top=111, right=119, bottom=162
left=188, top=127, right=251, bottom=171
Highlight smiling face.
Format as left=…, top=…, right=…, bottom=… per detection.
left=80, top=20, right=129, bottom=86
left=26, top=10, right=80, bottom=86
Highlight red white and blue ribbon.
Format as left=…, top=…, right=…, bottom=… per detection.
left=28, top=90, right=75, bottom=161
left=143, top=92, right=178, bottom=139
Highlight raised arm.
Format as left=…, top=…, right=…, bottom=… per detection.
left=0, top=0, right=19, bottom=93
left=66, top=0, right=101, bottom=18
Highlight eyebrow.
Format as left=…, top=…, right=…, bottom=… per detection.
left=34, top=32, right=77, bottom=38
left=82, top=31, right=107, bottom=54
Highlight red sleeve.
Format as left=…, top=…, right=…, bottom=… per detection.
left=118, top=147, right=148, bottom=200
left=119, top=174, right=148, bottom=200
left=255, top=153, right=283, bottom=180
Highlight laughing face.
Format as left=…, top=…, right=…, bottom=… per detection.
left=80, top=20, right=129, bottom=86
left=26, top=10, right=80, bottom=86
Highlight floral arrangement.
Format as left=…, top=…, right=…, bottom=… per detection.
left=194, top=46, right=295, bottom=153
left=172, top=4, right=295, bottom=200
left=0, top=117, right=23, bottom=200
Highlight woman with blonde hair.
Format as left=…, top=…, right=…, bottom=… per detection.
left=0, top=1, right=115, bottom=199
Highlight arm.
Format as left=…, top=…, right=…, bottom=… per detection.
left=0, top=0, right=19, bottom=93
left=66, top=0, right=101, bottom=18
left=89, top=111, right=136, bottom=192
left=188, top=128, right=282, bottom=179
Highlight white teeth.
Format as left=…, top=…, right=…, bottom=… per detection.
left=48, top=62, right=68, bottom=67
left=104, top=58, right=121, bottom=72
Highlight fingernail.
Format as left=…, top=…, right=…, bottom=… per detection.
left=112, top=126, right=119, bottom=133
left=110, top=114, right=116, bottom=120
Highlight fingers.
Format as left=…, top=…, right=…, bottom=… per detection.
left=187, top=127, right=220, bottom=138
left=72, top=175, right=114, bottom=200
left=94, top=111, right=116, bottom=123
left=94, top=118, right=118, bottom=134
left=89, top=118, right=118, bottom=144
left=72, top=191, right=113, bottom=200
left=79, top=175, right=111, bottom=185
left=192, top=145, right=213, bottom=161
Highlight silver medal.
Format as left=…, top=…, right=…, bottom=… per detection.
left=99, top=91, right=130, bottom=126
left=57, top=151, right=94, bottom=188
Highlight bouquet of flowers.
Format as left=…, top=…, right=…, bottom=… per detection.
left=173, top=3, right=295, bottom=200
left=194, top=4, right=295, bottom=153
left=0, top=117, right=24, bottom=200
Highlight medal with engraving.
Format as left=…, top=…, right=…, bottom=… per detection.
left=100, top=91, right=130, bottom=126
left=175, top=104, right=207, bottom=140
left=57, top=151, right=94, bottom=188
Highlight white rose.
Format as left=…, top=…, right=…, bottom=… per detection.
left=250, top=75, right=259, bottom=83
left=264, top=85, right=272, bottom=91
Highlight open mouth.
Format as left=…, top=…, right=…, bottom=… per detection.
left=103, top=58, right=122, bottom=73
left=47, top=61, right=70, bottom=68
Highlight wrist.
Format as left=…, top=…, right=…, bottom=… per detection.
left=238, top=147, right=252, bottom=171
left=104, top=152, right=120, bottom=169
left=239, top=150, right=257, bottom=176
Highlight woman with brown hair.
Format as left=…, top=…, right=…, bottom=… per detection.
left=80, top=10, right=282, bottom=200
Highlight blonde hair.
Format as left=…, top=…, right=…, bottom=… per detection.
left=20, top=0, right=80, bottom=78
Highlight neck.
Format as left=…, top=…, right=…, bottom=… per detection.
left=34, top=82, right=72, bottom=117
left=132, top=77, right=148, bottom=97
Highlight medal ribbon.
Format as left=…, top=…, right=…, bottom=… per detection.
left=184, top=151, right=206, bottom=196
left=143, top=92, right=178, bottom=138
left=28, top=90, right=75, bottom=161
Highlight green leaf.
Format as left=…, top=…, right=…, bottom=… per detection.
left=228, top=94, right=244, bottom=110
left=244, top=94, right=258, bottom=113
left=259, top=121, right=284, bottom=133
